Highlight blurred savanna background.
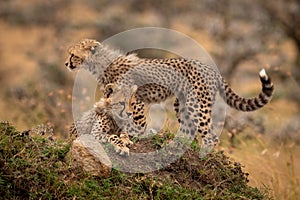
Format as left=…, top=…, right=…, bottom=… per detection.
left=0, top=0, right=299, bottom=199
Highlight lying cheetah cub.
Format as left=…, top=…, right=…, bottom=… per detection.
left=69, top=84, right=136, bottom=155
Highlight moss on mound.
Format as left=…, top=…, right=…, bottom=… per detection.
left=0, top=122, right=270, bottom=199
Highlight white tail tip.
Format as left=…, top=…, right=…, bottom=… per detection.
left=259, top=68, right=267, bottom=78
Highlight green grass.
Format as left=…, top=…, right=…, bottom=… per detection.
left=0, top=122, right=271, bottom=199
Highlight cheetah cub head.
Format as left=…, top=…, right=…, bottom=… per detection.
left=65, top=39, right=100, bottom=71
left=97, top=83, right=138, bottom=120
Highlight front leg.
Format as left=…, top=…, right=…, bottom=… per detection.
left=91, top=113, right=133, bottom=156
left=107, top=134, right=131, bottom=156
left=123, top=97, right=147, bottom=137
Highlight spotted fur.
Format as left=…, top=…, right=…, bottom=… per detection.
left=69, top=85, right=135, bottom=155
left=66, top=39, right=274, bottom=154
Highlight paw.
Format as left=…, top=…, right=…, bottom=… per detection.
left=115, top=145, right=130, bottom=156
left=120, top=132, right=133, bottom=146
left=122, top=138, right=133, bottom=146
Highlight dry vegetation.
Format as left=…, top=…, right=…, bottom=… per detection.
left=0, top=0, right=299, bottom=199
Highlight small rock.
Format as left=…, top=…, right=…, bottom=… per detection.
left=68, top=134, right=112, bottom=177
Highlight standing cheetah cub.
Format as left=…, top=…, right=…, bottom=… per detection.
left=66, top=39, right=274, bottom=155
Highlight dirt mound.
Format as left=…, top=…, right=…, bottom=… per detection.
left=0, top=122, right=270, bottom=199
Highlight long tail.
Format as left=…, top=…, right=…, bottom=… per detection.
left=219, top=69, right=274, bottom=111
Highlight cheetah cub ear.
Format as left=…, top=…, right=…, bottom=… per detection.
left=103, top=83, right=138, bottom=99
left=90, top=44, right=98, bottom=54
left=104, top=83, right=115, bottom=98
left=129, top=85, right=138, bottom=94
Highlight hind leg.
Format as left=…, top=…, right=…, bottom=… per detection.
left=195, top=103, right=219, bottom=157
left=174, top=96, right=218, bottom=157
